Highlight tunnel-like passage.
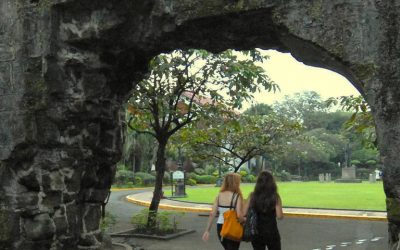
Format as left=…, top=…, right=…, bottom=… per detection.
left=1, top=0, right=399, bottom=249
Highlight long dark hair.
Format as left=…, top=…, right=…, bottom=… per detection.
left=251, top=171, right=278, bottom=213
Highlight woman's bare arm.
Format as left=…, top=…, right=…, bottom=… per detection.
left=202, top=195, right=218, bottom=241
left=275, top=194, right=284, bottom=219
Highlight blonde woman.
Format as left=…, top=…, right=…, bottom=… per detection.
left=202, top=173, right=244, bottom=250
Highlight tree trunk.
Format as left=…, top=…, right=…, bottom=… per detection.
left=147, top=141, right=166, bottom=229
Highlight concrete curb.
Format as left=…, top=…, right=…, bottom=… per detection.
left=112, top=242, right=133, bottom=250
left=125, top=195, right=387, bottom=221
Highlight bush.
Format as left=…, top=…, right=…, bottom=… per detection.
left=194, top=168, right=205, bottom=175
left=163, top=171, right=171, bottom=184
left=239, top=170, right=248, bottom=177
left=357, top=168, right=371, bottom=180
left=186, top=178, right=197, bottom=186
left=242, top=174, right=256, bottom=183
left=275, top=170, right=291, bottom=182
left=186, top=172, right=197, bottom=179
left=131, top=209, right=185, bottom=234
left=135, top=172, right=156, bottom=186
left=114, top=170, right=135, bottom=185
left=100, top=211, right=116, bottom=232
left=239, top=166, right=250, bottom=174
left=204, top=165, right=216, bottom=175
left=212, top=170, right=220, bottom=177
left=194, top=175, right=217, bottom=184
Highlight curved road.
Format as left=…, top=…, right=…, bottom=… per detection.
left=107, top=189, right=388, bottom=250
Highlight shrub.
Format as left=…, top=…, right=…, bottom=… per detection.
left=275, top=170, right=291, bottom=182
left=204, top=165, right=216, bottom=175
left=135, top=172, right=156, bottom=186
left=243, top=174, right=256, bottom=183
left=239, top=166, right=250, bottom=174
left=195, top=175, right=217, bottom=184
left=131, top=209, right=185, bottom=234
left=187, top=172, right=198, bottom=180
left=366, top=160, right=377, bottom=166
left=114, top=170, right=135, bottom=185
left=163, top=171, right=171, bottom=184
left=186, top=178, right=197, bottom=186
left=194, top=168, right=205, bottom=175
left=100, top=211, right=116, bottom=232
left=239, top=170, right=248, bottom=177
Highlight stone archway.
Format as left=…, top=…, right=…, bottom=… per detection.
left=1, top=0, right=399, bottom=249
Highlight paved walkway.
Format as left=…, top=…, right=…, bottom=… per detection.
left=109, top=189, right=388, bottom=250
left=125, top=190, right=387, bottom=221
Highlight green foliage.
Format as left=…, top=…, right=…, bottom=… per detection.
left=131, top=209, right=185, bottom=234
left=275, top=170, right=292, bottom=182
left=194, top=175, right=217, bottom=184
left=186, top=178, right=197, bottom=186
left=114, top=170, right=135, bottom=185
left=243, top=103, right=273, bottom=115
left=326, top=95, right=376, bottom=148
left=194, top=168, right=205, bottom=175
left=100, top=212, right=116, bottom=232
left=135, top=172, right=156, bottom=186
left=183, top=112, right=301, bottom=172
left=242, top=174, right=256, bottom=183
left=204, top=165, right=216, bottom=175
left=239, top=170, right=248, bottom=177
left=351, top=160, right=361, bottom=166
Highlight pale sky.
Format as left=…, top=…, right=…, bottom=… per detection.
left=240, top=50, right=361, bottom=111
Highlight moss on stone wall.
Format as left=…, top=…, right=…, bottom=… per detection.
left=310, top=0, right=323, bottom=20
left=352, top=63, right=377, bottom=81
left=387, top=198, right=400, bottom=222
left=0, top=210, right=10, bottom=241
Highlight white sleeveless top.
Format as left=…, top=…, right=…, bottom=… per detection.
left=216, top=193, right=238, bottom=224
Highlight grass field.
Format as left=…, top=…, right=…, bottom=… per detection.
left=173, top=182, right=386, bottom=211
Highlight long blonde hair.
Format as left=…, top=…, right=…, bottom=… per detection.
left=220, top=173, right=243, bottom=199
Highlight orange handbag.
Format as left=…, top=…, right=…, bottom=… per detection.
left=220, top=193, right=243, bottom=241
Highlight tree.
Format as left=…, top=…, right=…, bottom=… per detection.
left=243, top=103, right=273, bottom=116
left=326, top=95, right=376, bottom=148
left=127, top=49, right=277, bottom=228
left=181, top=112, right=301, bottom=173
left=273, top=91, right=328, bottom=130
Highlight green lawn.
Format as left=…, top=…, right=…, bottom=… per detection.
left=173, top=182, right=386, bottom=211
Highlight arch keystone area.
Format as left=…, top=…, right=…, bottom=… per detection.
left=1, top=0, right=399, bottom=249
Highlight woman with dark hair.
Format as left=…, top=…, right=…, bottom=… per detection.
left=243, top=171, right=283, bottom=250
left=202, top=173, right=244, bottom=250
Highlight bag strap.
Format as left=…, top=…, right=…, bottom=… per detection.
left=230, top=193, right=238, bottom=210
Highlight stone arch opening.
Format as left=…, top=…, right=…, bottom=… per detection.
left=1, top=1, right=399, bottom=249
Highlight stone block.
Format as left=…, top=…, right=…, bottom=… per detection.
left=24, top=213, right=56, bottom=241
left=83, top=203, right=101, bottom=232
left=341, top=166, right=356, bottom=179
left=0, top=209, right=20, bottom=244
left=53, top=206, right=69, bottom=236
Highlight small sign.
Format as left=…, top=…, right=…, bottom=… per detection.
left=172, top=171, right=184, bottom=180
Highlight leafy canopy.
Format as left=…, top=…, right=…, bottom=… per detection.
left=127, top=49, right=278, bottom=142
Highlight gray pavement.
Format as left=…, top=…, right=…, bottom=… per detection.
left=107, top=189, right=388, bottom=250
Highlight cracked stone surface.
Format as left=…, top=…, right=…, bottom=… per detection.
left=1, top=0, right=400, bottom=249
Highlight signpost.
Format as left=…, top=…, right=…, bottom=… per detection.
left=171, top=170, right=186, bottom=197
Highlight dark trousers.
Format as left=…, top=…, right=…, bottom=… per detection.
left=251, top=234, right=281, bottom=250
left=216, top=223, right=241, bottom=250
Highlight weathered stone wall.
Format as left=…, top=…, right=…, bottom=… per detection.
left=1, top=0, right=400, bottom=249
